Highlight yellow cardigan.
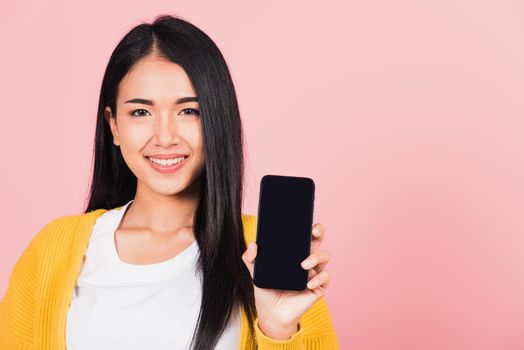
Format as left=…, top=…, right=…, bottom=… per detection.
left=0, top=206, right=339, bottom=349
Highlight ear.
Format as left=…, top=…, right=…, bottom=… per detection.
left=104, top=106, right=120, bottom=146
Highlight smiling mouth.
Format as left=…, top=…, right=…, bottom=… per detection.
left=144, top=155, right=188, bottom=167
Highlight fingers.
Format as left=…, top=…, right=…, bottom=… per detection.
left=242, top=241, right=257, bottom=278
left=301, top=248, right=330, bottom=273
left=307, top=269, right=331, bottom=291
left=310, top=223, right=325, bottom=253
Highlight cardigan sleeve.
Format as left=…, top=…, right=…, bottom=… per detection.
left=0, top=216, right=69, bottom=348
left=242, top=214, right=339, bottom=349
left=253, top=296, right=339, bottom=349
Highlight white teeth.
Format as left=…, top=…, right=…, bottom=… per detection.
left=147, top=156, right=186, bottom=166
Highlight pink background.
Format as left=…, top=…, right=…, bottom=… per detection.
left=1, top=1, right=524, bottom=349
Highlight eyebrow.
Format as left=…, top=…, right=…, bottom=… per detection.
left=124, top=96, right=199, bottom=106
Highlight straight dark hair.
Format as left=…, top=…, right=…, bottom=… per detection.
left=83, top=14, right=257, bottom=350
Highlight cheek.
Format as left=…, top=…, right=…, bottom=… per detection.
left=187, top=125, right=205, bottom=170
left=119, top=122, right=149, bottom=148
left=187, top=123, right=204, bottom=155
left=195, top=135, right=204, bottom=156
left=117, top=123, right=150, bottom=172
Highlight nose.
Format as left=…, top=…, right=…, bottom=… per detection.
left=153, top=112, right=181, bottom=146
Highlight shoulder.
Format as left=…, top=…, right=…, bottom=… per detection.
left=0, top=213, right=84, bottom=342
left=241, top=213, right=258, bottom=245
left=1, top=214, right=78, bottom=294
left=241, top=213, right=257, bottom=226
left=30, top=209, right=106, bottom=252
left=30, top=214, right=80, bottom=248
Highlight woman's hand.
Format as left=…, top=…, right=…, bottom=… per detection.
left=242, top=223, right=332, bottom=340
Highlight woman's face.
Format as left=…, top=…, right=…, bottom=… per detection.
left=104, top=55, right=205, bottom=197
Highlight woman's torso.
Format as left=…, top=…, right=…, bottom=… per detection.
left=65, top=199, right=241, bottom=349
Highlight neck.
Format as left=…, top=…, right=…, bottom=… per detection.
left=121, top=178, right=202, bottom=236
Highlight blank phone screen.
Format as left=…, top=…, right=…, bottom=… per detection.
left=253, top=175, right=315, bottom=291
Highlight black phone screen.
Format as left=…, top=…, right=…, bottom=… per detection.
left=253, top=174, right=315, bottom=291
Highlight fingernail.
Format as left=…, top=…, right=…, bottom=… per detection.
left=249, top=242, right=255, bottom=249
left=313, top=226, right=320, bottom=234
left=307, top=280, right=317, bottom=289
left=302, top=260, right=310, bottom=268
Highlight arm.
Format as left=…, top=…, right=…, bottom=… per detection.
left=0, top=229, right=40, bottom=348
left=241, top=215, right=339, bottom=349
left=254, top=296, right=339, bottom=349
left=0, top=216, right=66, bottom=348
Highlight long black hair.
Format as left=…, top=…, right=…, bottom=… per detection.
left=83, top=14, right=257, bottom=350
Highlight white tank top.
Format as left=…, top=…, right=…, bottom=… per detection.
left=66, top=199, right=241, bottom=349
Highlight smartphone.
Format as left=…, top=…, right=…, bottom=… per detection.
left=253, top=174, right=315, bottom=291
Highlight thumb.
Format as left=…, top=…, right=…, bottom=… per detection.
left=242, top=241, right=257, bottom=278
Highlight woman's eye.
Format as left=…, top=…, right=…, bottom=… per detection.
left=130, top=109, right=150, bottom=117
left=180, top=108, right=200, bottom=116
left=129, top=108, right=199, bottom=117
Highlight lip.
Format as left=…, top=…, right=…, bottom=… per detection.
left=145, top=155, right=189, bottom=174
left=146, top=154, right=188, bottom=159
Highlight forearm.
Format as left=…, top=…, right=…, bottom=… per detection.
left=257, top=319, right=299, bottom=340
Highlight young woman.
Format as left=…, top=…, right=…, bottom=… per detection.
left=0, top=14, right=338, bottom=350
